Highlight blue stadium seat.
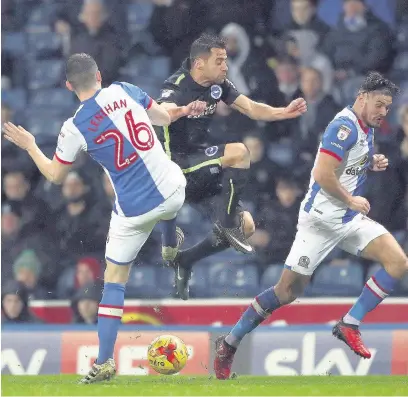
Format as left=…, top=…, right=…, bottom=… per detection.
left=308, top=261, right=364, bottom=296
left=209, top=262, right=259, bottom=298
left=26, top=3, right=57, bottom=32
left=340, top=76, right=366, bottom=105
left=30, top=88, right=76, bottom=111
left=126, top=265, right=167, bottom=299
left=127, top=1, right=154, bottom=33
left=260, top=265, right=283, bottom=290
left=2, top=89, right=27, bottom=112
left=25, top=113, right=64, bottom=137
left=190, top=261, right=210, bottom=298
left=3, top=33, right=27, bottom=57
left=28, top=60, right=64, bottom=90
left=56, top=267, right=76, bottom=299
left=147, top=57, right=170, bottom=80
left=28, top=32, right=62, bottom=59
left=267, top=141, right=294, bottom=167
left=390, top=52, right=408, bottom=81
left=156, top=265, right=176, bottom=298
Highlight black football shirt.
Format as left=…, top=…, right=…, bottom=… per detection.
left=156, top=58, right=240, bottom=155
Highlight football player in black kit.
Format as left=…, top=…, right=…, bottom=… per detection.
left=157, top=34, right=307, bottom=299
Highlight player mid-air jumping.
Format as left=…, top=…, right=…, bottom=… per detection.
left=156, top=33, right=307, bottom=299
left=213, top=72, right=408, bottom=380
left=3, top=53, right=206, bottom=383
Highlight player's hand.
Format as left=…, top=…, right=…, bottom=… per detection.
left=371, top=154, right=388, bottom=172
left=347, top=196, right=371, bottom=215
left=183, top=100, right=207, bottom=117
left=3, top=122, right=36, bottom=152
left=284, top=98, right=307, bottom=119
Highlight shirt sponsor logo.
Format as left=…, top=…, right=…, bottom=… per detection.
left=346, top=167, right=366, bottom=176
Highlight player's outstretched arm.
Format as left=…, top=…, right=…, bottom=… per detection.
left=158, top=100, right=207, bottom=123
left=3, top=122, right=72, bottom=185
left=230, top=95, right=307, bottom=122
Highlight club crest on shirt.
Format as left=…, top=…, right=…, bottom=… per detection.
left=210, top=85, right=222, bottom=99
left=205, top=146, right=219, bottom=157
left=337, top=125, right=352, bottom=141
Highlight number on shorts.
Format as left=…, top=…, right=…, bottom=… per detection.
left=94, top=110, right=155, bottom=171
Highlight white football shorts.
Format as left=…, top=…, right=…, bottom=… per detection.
left=285, top=211, right=389, bottom=276
left=105, top=185, right=185, bottom=265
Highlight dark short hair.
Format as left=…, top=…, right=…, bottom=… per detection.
left=359, top=71, right=400, bottom=97
left=66, top=53, right=98, bottom=91
left=190, top=34, right=226, bottom=63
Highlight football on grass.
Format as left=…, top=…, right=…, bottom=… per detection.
left=147, top=335, right=188, bottom=375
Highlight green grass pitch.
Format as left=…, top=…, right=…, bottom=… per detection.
left=2, top=375, right=408, bottom=396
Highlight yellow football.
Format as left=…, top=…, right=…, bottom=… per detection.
left=147, top=334, right=189, bottom=375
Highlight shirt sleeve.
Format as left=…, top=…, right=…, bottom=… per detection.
left=156, top=83, right=184, bottom=105
left=320, top=117, right=358, bottom=161
left=115, top=81, right=152, bottom=109
left=55, top=121, right=85, bottom=164
left=221, top=78, right=240, bottom=105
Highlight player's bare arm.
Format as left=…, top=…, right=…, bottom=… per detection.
left=230, top=95, right=307, bottom=122
left=3, top=122, right=71, bottom=185
left=313, top=152, right=370, bottom=215
left=159, top=100, right=206, bottom=123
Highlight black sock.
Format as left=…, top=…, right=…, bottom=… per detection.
left=218, top=168, right=249, bottom=228
left=178, top=229, right=229, bottom=269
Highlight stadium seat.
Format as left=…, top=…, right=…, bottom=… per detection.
left=189, top=261, right=210, bottom=298
left=26, top=3, right=57, bottom=32
left=308, top=261, right=364, bottom=296
left=156, top=265, right=177, bottom=298
left=390, top=52, right=408, bottom=82
left=30, top=88, right=76, bottom=111
left=25, top=113, right=64, bottom=136
left=209, top=262, right=259, bottom=298
left=3, top=32, right=27, bottom=57
left=260, top=265, right=283, bottom=290
left=340, top=76, right=366, bottom=105
left=127, top=1, right=154, bottom=34
left=2, top=89, right=27, bottom=112
left=126, top=265, right=168, bottom=299
left=28, top=32, right=62, bottom=59
left=56, top=267, right=76, bottom=299
left=28, top=60, right=64, bottom=90
left=267, top=141, right=294, bottom=167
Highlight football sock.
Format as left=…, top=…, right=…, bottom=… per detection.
left=218, top=168, right=249, bottom=228
left=346, top=268, right=398, bottom=326
left=97, top=282, right=125, bottom=364
left=178, top=230, right=229, bottom=269
left=225, top=287, right=281, bottom=348
left=161, top=217, right=177, bottom=248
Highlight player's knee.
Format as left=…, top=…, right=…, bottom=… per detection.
left=242, top=211, right=255, bottom=237
left=104, top=261, right=131, bottom=284
left=224, top=143, right=250, bottom=168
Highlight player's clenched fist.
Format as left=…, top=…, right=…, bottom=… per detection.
left=371, top=154, right=388, bottom=172
left=284, top=98, right=307, bottom=118
left=347, top=196, right=371, bottom=215
left=183, top=100, right=207, bottom=117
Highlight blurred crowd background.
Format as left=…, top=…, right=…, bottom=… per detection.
left=2, top=0, right=408, bottom=323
